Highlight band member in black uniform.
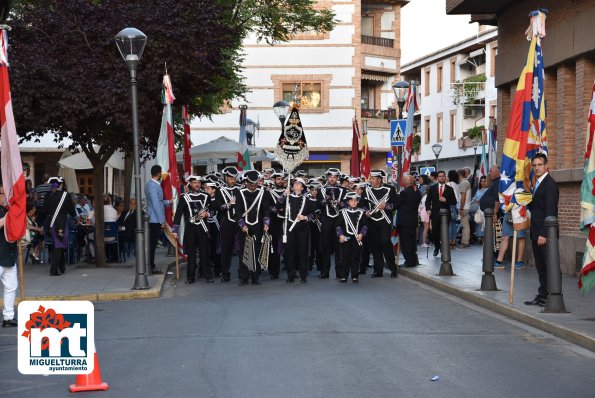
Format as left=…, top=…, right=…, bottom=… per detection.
left=317, top=168, right=348, bottom=279
left=307, top=181, right=322, bottom=271
left=204, top=180, right=222, bottom=277
left=236, top=170, right=270, bottom=285
left=336, top=192, right=368, bottom=283
left=172, top=175, right=213, bottom=284
left=43, top=177, right=77, bottom=276
left=277, top=178, right=314, bottom=283
left=265, top=172, right=286, bottom=279
left=357, top=182, right=372, bottom=275
left=395, top=175, right=422, bottom=268
left=361, top=170, right=398, bottom=278
left=215, top=166, right=240, bottom=282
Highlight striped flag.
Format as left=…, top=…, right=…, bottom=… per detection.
left=579, top=81, right=595, bottom=294
left=237, top=106, right=252, bottom=171
left=156, top=74, right=181, bottom=254
left=360, top=123, right=371, bottom=179
left=480, top=128, right=488, bottom=176
left=498, top=10, right=548, bottom=230
left=350, top=117, right=361, bottom=177
left=0, top=29, right=26, bottom=242
left=401, top=82, right=419, bottom=183
left=182, top=105, right=192, bottom=182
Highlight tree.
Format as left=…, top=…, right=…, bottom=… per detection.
left=8, top=0, right=334, bottom=267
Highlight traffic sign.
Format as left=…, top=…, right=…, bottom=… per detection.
left=386, top=152, right=393, bottom=168
left=420, top=167, right=436, bottom=176
left=390, top=119, right=406, bottom=147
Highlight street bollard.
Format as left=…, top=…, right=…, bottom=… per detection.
left=143, top=214, right=151, bottom=275
left=481, top=208, right=498, bottom=291
left=439, top=208, right=453, bottom=276
left=543, top=216, right=567, bottom=313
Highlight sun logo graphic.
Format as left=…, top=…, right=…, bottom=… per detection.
left=18, top=301, right=95, bottom=375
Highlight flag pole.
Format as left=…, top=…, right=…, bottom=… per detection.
left=17, top=240, right=24, bottom=302
left=174, top=237, right=180, bottom=280
left=509, top=230, right=518, bottom=304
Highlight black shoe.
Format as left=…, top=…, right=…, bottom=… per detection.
left=371, top=273, right=383, bottom=278
left=524, top=296, right=546, bottom=306
left=390, top=271, right=398, bottom=278
left=270, top=275, right=279, bottom=280
left=319, top=273, right=329, bottom=279
left=221, top=276, right=230, bottom=282
left=206, top=279, right=214, bottom=283
left=252, top=280, right=261, bottom=285
left=50, top=272, right=60, bottom=276
left=433, top=248, right=440, bottom=257
left=352, top=278, right=359, bottom=283
left=239, top=279, right=248, bottom=286
left=339, top=278, right=348, bottom=283
left=286, top=279, right=294, bottom=283
left=2, top=318, right=17, bottom=327
left=300, top=279, right=307, bottom=283
left=185, top=279, right=195, bottom=284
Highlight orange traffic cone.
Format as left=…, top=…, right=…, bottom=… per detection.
left=69, top=352, right=109, bottom=392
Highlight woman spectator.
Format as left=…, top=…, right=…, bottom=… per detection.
left=25, top=201, right=44, bottom=264
left=470, top=176, right=488, bottom=244
left=446, top=170, right=460, bottom=248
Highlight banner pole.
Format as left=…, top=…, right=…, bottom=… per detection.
left=17, top=240, right=25, bottom=302
left=509, top=230, right=518, bottom=304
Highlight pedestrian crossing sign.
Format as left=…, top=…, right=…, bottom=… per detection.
left=390, top=119, right=406, bottom=147
left=420, top=167, right=435, bottom=176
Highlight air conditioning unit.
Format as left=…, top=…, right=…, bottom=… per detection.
left=464, top=107, right=478, bottom=118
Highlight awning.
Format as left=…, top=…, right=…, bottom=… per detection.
left=361, top=73, right=390, bottom=82
left=58, top=147, right=126, bottom=170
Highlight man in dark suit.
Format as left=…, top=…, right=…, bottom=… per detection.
left=117, top=197, right=137, bottom=252
left=396, top=175, right=422, bottom=267
left=525, top=153, right=559, bottom=306
left=425, top=171, right=457, bottom=257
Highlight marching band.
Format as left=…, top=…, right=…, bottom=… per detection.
left=173, top=167, right=411, bottom=286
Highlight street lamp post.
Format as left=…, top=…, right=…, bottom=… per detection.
left=273, top=100, right=290, bottom=133
left=432, top=143, right=443, bottom=171
left=392, top=80, right=409, bottom=188
left=115, top=27, right=149, bottom=290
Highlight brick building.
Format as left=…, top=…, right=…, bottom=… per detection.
left=447, top=0, right=595, bottom=275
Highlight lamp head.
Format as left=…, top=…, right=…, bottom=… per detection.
left=392, top=80, right=409, bottom=103
left=432, top=143, right=443, bottom=157
left=115, top=27, right=147, bottom=64
left=273, top=100, right=290, bottom=122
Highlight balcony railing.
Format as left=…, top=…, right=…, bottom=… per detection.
left=361, top=35, right=394, bottom=48
left=361, top=108, right=396, bottom=120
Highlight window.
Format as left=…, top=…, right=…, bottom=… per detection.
left=424, top=68, right=430, bottom=96
left=424, top=116, right=430, bottom=144
left=450, top=111, right=456, bottom=140
left=437, top=113, right=443, bottom=142
left=282, top=82, right=322, bottom=109
left=437, top=64, right=443, bottom=93
left=450, top=58, right=456, bottom=83
left=362, top=17, right=374, bottom=36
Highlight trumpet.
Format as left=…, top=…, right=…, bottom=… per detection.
left=190, top=204, right=209, bottom=233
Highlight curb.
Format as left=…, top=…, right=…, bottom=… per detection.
left=398, top=267, right=595, bottom=352
left=3, top=261, right=173, bottom=306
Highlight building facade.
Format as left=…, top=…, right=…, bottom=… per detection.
left=400, top=27, right=498, bottom=175
left=190, top=0, right=409, bottom=176
left=447, top=0, right=595, bottom=275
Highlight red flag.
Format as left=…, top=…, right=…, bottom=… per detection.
left=0, top=30, right=26, bottom=242
left=182, top=105, right=192, bottom=182
left=360, top=128, right=371, bottom=179
left=350, top=118, right=361, bottom=176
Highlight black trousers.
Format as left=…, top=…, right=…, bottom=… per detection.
left=50, top=248, right=65, bottom=275
left=320, top=217, right=341, bottom=277
left=309, top=221, right=321, bottom=270
left=238, top=226, right=263, bottom=282
left=185, top=224, right=212, bottom=281
left=367, top=220, right=395, bottom=275
left=207, top=222, right=221, bottom=276
left=431, top=217, right=442, bottom=249
left=399, top=225, right=418, bottom=266
left=286, top=223, right=310, bottom=281
left=148, top=223, right=162, bottom=271
left=531, top=239, right=559, bottom=299
left=220, top=219, right=238, bottom=278
left=268, top=219, right=283, bottom=277
left=341, top=238, right=361, bottom=279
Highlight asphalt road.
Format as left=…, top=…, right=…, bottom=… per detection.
left=1, top=262, right=595, bottom=397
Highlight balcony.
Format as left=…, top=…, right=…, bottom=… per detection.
left=361, top=108, right=395, bottom=129
left=361, top=35, right=394, bottom=48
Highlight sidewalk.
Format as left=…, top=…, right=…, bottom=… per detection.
left=398, top=244, right=595, bottom=352
left=1, top=247, right=173, bottom=305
